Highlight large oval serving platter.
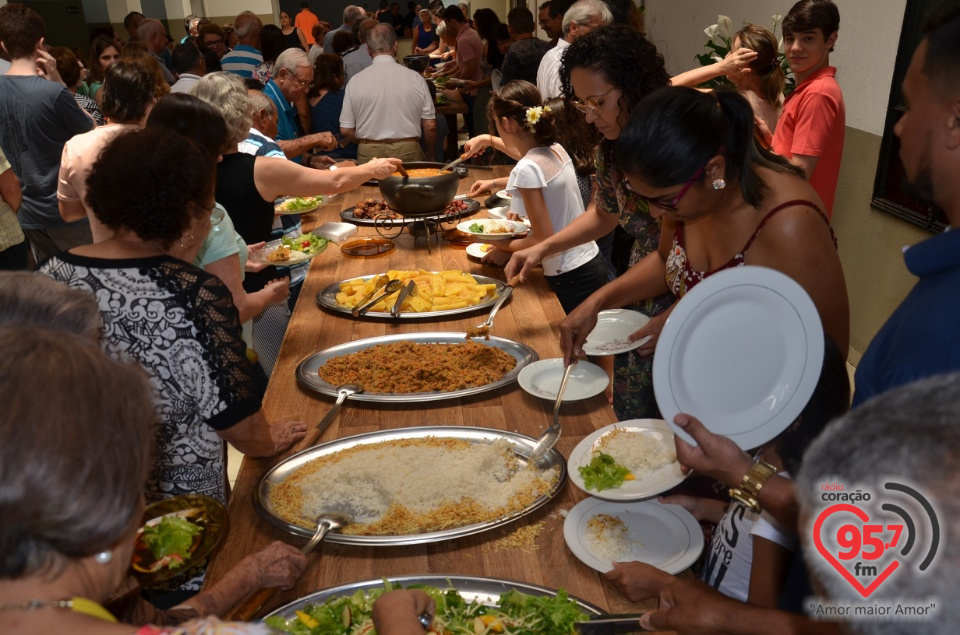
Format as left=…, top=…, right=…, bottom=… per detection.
left=254, top=426, right=566, bottom=545
left=262, top=575, right=603, bottom=623
left=317, top=273, right=506, bottom=319
left=296, top=332, right=537, bottom=402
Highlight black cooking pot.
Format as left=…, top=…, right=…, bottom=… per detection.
left=402, top=54, right=431, bottom=74
left=378, top=162, right=459, bottom=217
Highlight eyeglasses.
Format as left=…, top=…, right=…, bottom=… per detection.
left=203, top=38, right=224, bottom=47
left=625, top=147, right=724, bottom=212
left=570, top=86, right=617, bottom=117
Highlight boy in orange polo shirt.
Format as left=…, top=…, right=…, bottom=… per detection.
left=772, top=0, right=845, bottom=217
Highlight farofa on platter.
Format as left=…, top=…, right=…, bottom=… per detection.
left=268, top=437, right=560, bottom=535
left=317, top=340, right=516, bottom=393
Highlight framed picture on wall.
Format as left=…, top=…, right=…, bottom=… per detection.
left=871, top=0, right=947, bottom=233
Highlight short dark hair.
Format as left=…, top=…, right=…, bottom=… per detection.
left=48, top=46, right=81, bottom=88
left=921, top=0, right=960, bottom=97
left=782, top=0, right=840, bottom=41
left=88, top=25, right=118, bottom=43
left=617, top=86, right=803, bottom=209
left=542, top=1, right=563, bottom=18
left=0, top=326, right=155, bottom=578
left=301, top=2, right=310, bottom=8
left=507, top=7, right=535, bottom=33
left=101, top=60, right=155, bottom=123
left=172, top=42, right=202, bottom=74
left=442, top=5, right=466, bottom=24
left=260, top=24, right=285, bottom=65
left=147, top=93, right=229, bottom=160
left=199, top=46, right=221, bottom=73
left=0, top=3, right=45, bottom=60
left=331, top=29, right=356, bottom=55
left=85, top=128, right=215, bottom=249
left=123, top=10, right=144, bottom=30
left=198, top=22, right=225, bottom=43
left=310, top=53, right=345, bottom=96
left=489, top=80, right=555, bottom=146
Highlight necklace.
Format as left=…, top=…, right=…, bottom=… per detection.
left=0, top=597, right=117, bottom=622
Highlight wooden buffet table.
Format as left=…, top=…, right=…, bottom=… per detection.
left=205, top=168, right=661, bottom=619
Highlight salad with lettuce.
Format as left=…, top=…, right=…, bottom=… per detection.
left=134, top=516, right=202, bottom=572
left=578, top=453, right=634, bottom=491
left=264, top=581, right=589, bottom=635
left=276, top=196, right=328, bottom=214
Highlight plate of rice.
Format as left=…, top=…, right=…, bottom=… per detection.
left=563, top=498, right=703, bottom=574
left=567, top=420, right=685, bottom=501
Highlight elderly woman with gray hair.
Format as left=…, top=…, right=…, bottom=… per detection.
left=190, top=72, right=399, bottom=255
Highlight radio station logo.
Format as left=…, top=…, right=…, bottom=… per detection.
left=812, top=481, right=940, bottom=600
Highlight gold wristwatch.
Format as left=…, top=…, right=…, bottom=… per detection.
left=729, top=460, right=777, bottom=513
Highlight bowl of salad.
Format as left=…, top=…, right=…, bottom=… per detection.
left=255, top=233, right=329, bottom=267
left=274, top=195, right=331, bottom=215
left=131, top=494, right=227, bottom=587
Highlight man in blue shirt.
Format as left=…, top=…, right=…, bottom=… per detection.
left=262, top=49, right=336, bottom=165
left=852, top=3, right=960, bottom=407
left=221, top=11, right=263, bottom=78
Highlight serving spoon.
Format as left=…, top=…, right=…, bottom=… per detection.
left=528, top=361, right=577, bottom=465
left=314, top=384, right=364, bottom=440
left=465, top=274, right=520, bottom=340
left=226, top=511, right=354, bottom=621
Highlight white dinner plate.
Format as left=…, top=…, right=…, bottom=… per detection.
left=653, top=266, right=824, bottom=449
left=465, top=242, right=495, bottom=259
left=457, top=219, right=527, bottom=241
left=517, top=359, right=609, bottom=401
left=487, top=205, right=510, bottom=219
left=582, top=309, right=652, bottom=355
left=563, top=498, right=703, bottom=574
left=273, top=195, right=330, bottom=215
left=495, top=189, right=512, bottom=200
left=568, top=420, right=686, bottom=501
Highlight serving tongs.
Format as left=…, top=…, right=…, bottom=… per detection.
left=528, top=360, right=576, bottom=465
left=226, top=511, right=353, bottom=621
left=465, top=274, right=520, bottom=340
left=352, top=278, right=402, bottom=317
left=390, top=280, right=418, bottom=318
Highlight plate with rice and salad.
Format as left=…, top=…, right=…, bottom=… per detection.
left=568, top=420, right=686, bottom=501
left=253, top=233, right=329, bottom=267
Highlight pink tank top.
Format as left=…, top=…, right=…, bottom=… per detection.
left=664, top=199, right=834, bottom=297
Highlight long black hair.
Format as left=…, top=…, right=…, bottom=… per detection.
left=617, top=86, right=802, bottom=208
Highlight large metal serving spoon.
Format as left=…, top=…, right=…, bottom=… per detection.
left=314, top=384, right=364, bottom=440
left=528, top=361, right=577, bottom=465
left=226, top=512, right=354, bottom=621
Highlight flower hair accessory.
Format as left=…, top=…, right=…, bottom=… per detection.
left=525, top=105, right=551, bottom=130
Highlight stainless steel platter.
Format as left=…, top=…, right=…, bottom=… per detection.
left=317, top=273, right=506, bottom=319
left=340, top=197, right=480, bottom=226
left=296, top=332, right=537, bottom=402
left=254, top=426, right=566, bottom=545
left=262, top=575, right=603, bottom=622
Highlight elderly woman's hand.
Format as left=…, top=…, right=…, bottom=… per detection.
left=372, top=590, right=435, bottom=635
left=249, top=541, right=308, bottom=590
left=367, top=157, right=403, bottom=179
left=262, top=278, right=290, bottom=305
left=270, top=420, right=308, bottom=454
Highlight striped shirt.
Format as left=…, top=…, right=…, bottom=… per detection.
left=221, top=44, right=263, bottom=79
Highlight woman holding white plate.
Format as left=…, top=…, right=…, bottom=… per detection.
left=515, top=86, right=849, bottom=367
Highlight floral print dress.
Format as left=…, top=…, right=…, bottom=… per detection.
left=594, top=144, right=673, bottom=421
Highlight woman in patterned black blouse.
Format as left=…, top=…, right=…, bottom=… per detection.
left=38, top=128, right=308, bottom=518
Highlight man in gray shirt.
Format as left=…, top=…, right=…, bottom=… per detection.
left=323, top=5, right=365, bottom=53
left=343, top=18, right=378, bottom=84
left=0, top=3, right=94, bottom=262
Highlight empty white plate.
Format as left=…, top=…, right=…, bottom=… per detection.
left=517, top=358, right=609, bottom=401
left=563, top=498, right=703, bottom=574
left=465, top=242, right=495, bottom=259
left=568, top=421, right=686, bottom=501
left=653, top=266, right=824, bottom=449
left=582, top=309, right=652, bottom=355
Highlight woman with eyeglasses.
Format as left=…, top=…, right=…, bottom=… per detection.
left=499, top=25, right=674, bottom=421
left=557, top=86, right=850, bottom=369
left=37, top=128, right=311, bottom=598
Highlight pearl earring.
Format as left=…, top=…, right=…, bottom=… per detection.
left=94, top=550, right=113, bottom=565
left=712, top=178, right=726, bottom=190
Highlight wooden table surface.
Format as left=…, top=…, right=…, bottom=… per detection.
left=204, top=167, right=662, bottom=620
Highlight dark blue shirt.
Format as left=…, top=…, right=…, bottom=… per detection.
left=853, top=228, right=960, bottom=406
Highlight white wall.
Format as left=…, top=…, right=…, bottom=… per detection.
left=643, top=0, right=907, bottom=136
left=203, top=0, right=273, bottom=16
